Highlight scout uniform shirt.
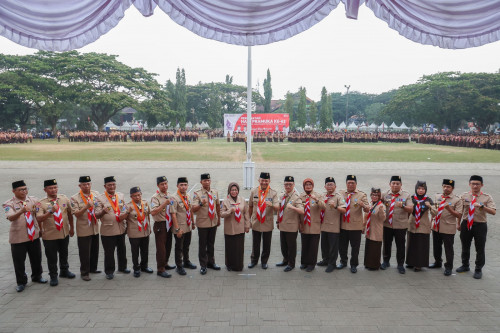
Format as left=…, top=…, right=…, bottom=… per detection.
left=150, top=191, right=173, bottom=231
left=221, top=195, right=250, bottom=235
left=3, top=196, right=40, bottom=244
left=460, top=192, right=496, bottom=223
left=36, top=195, right=72, bottom=240
left=95, top=192, right=127, bottom=236
left=383, top=190, right=413, bottom=229
left=430, top=193, right=463, bottom=235
left=277, top=191, right=303, bottom=233
left=193, top=187, right=219, bottom=228
left=249, top=186, right=279, bottom=232
left=364, top=202, right=386, bottom=242
left=339, top=189, right=369, bottom=231
left=171, top=192, right=193, bottom=234
left=70, top=190, right=100, bottom=237
left=320, top=192, right=346, bottom=234
left=408, top=202, right=436, bottom=234
left=126, top=200, right=151, bottom=238
left=299, top=191, right=325, bottom=234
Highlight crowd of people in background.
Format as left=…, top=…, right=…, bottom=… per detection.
left=415, top=133, right=500, bottom=150
left=0, top=131, right=32, bottom=144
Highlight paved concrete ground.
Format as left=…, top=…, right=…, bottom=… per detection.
left=0, top=161, right=499, bottom=332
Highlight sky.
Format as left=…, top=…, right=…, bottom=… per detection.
left=1, top=5, right=499, bottom=101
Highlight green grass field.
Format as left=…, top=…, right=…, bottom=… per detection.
left=1, top=138, right=499, bottom=162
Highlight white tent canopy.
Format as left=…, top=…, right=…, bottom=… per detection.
left=399, top=122, right=409, bottom=130
left=120, top=121, right=131, bottom=130
left=389, top=122, right=399, bottom=129
left=105, top=120, right=118, bottom=130
left=368, top=123, right=378, bottom=129
left=338, top=121, right=346, bottom=129
left=347, top=122, right=358, bottom=130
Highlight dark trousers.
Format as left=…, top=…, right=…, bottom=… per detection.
left=383, top=227, right=407, bottom=266
left=101, top=234, right=128, bottom=275
left=320, top=231, right=340, bottom=265
left=250, top=230, right=272, bottom=264
left=460, top=220, right=487, bottom=270
left=339, top=229, right=362, bottom=267
left=198, top=226, right=217, bottom=267
left=301, top=233, right=320, bottom=267
left=129, top=236, right=150, bottom=271
left=11, top=238, right=43, bottom=285
left=432, top=231, right=455, bottom=270
left=174, top=231, right=192, bottom=267
left=280, top=231, right=298, bottom=267
left=77, top=234, right=99, bottom=276
left=43, top=236, right=70, bottom=278
left=153, top=221, right=173, bottom=272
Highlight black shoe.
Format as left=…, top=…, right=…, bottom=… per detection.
left=81, top=275, right=91, bottom=281
left=59, top=271, right=76, bottom=279
left=414, top=267, right=422, bottom=272
left=325, top=264, right=335, bottom=273
left=226, top=266, right=232, bottom=272
left=429, top=262, right=442, bottom=269
left=207, top=263, right=221, bottom=270
left=200, top=267, right=207, bottom=275
left=276, top=261, right=288, bottom=267
left=133, top=270, right=141, bottom=278
left=176, top=267, right=187, bottom=276
left=305, top=266, right=314, bottom=272
left=284, top=266, right=294, bottom=272
left=119, top=268, right=131, bottom=274
left=183, top=262, right=197, bottom=269
left=456, top=266, right=470, bottom=273
left=32, top=277, right=48, bottom=284
left=350, top=266, right=357, bottom=273
left=405, top=264, right=414, bottom=269
left=90, top=270, right=102, bottom=274
left=316, top=260, right=328, bottom=267
left=248, top=262, right=257, bottom=269
left=50, top=278, right=59, bottom=286
left=380, top=262, right=390, bottom=270
left=105, top=273, right=114, bottom=280
left=141, top=267, right=154, bottom=273
left=444, top=269, right=452, bottom=276
left=165, top=264, right=176, bottom=270
left=299, top=264, right=306, bottom=270
left=261, top=263, right=268, bottom=270
left=366, top=267, right=378, bottom=271
left=397, top=266, right=406, bottom=274
left=157, top=271, right=172, bottom=278
left=473, top=270, right=482, bottom=279
left=336, top=262, right=346, bottom=269
left=16, top=284, right=26, bottom=292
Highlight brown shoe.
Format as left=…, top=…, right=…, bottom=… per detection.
left=81, top=275, right=91, bottom=281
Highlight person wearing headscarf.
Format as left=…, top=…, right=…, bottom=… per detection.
left=221, top=182, right=250, bottom=271
left=406, top=181, right=435, bottom=272
left=363, top=188, right=386, bottom=270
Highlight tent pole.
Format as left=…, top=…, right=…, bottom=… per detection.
left=243, top=46, right=255, bottom=189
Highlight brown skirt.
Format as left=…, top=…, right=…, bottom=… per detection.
left=225, top=233, right=245, bottom=271
left=406, top=232, right=430, bottom=268
left=364, top=238, right=382, bottom=269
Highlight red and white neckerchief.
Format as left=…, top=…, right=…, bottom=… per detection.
left=207, top=190, right=215, bottom=220
left=22, top=201, right=35, bottom=241
left=229, top=197, right=242, bottom=223
left=433, top=195, right=450, bottom=231
left=80, top=190, right=96, bottom=226
left=388, top=193, right=400, bottom=225
left=178, top=189, right=192, bottom=226
left=256, top=186, right=270, bottom=223
left=156, top=190, right=172, bottom=231
left=344, top=193, right=352, bottom=223
left=51, top=199, right=64, bottom=231
left=105, top=192, right=121, bottom=222
left=303, top=195, right=311, bottom=226
left=366, top=201, right=382, bottom=236
left=413, top=195, right=428, bottom=228
left=320, top=194, right=333, bottom=224
left=467, top=192, right=482, bottom=230
left=278, top=194, right=287, bottom=223
left=132, top=200, right=147, bottom=231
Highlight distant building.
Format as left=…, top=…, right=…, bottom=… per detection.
left=120, top=107, right=137, bottom=123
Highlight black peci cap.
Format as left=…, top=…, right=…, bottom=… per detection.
left=284, top=176, right=294, bottom=182
left=104, top=176, right=116, bottom=184
left=44, top=179, right=57, bottom=187
left=157, top=176, right=168, bottom=185
left=130, top=186, right=141, bottom=195
left=177, top=177, right=188, bottom=184
left=346, top=175, right=357, bottom=182
left=390, top=175, right=401, bottom=182
left=260, top=172, right=270, bottom=179
left=12, top=180, right=26, bottom=189
left=79, top=176, right=91, bottom=183
left=325, top=177, right=335, bottom=184
left=442, top=179, right=455, bottom=188
left=469, top=175, right=483, bottom=183
left=201, top=173, right=211, bottom=180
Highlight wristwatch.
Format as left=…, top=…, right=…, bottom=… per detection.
left=480, top=203, right=484, bottom=209
left=175, top=228, right=180, bottom=233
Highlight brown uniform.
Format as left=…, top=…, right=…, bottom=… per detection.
left=170, top=192, right=193, bottom=267
left=364, top=201, right=386, bottom=269
left=382, top=190, right=413, bottom=267
left=3, top=196, right=43, bottom=285
left=338, top=189, right=368, bottom=268
left=459, top=191, right=496, bottom=270
left=221, top=195, right=250, bottom=271
left=70, top=190, right=100, bottom=276
left=406, top=197, right=435, bottom=268
left=249, top=187, right=279, bottom=265
left=150, top=191, right=175, bottom=272
left=126, top=200, right=151, bottom=271
left=277, top=191, right=303, bottom=267
left=37, top=195, right=73, bottom=278
left=299, top=191, right=325, bottom=268
left=95, top=192, right=128, bottom=274
left=193, top=188, right=220, bottom=268
left=319, top=192, right=346, bottom=266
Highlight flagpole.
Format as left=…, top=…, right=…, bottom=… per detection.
left=243, top=46, right=255, bottom=189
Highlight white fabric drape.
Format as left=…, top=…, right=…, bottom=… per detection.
left=0, top=0, right=499, bottom=51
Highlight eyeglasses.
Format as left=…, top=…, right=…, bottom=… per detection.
left=16, top=188, right=29, bottom=192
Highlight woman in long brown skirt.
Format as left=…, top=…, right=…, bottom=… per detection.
left=363, top=188, right=386, bottom=270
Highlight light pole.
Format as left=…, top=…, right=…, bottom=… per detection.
left=344, top=85, right=350, bottom=126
